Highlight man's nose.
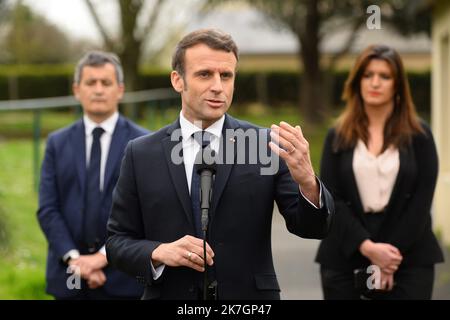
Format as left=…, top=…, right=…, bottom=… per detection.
left=94, top=82, right=105, bottom=93
left=210, top=74, right=223, bottom=93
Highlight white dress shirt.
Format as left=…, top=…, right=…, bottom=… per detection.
left=353, top=139, right=400, bottom=213
left=83, top=112, right=119, bottom=191
left=179, top=112, right=224, bottom=194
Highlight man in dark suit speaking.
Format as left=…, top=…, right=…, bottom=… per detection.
left=106, top=29, right=334, bottom=300
left=38, top=51, right=148, bottom=299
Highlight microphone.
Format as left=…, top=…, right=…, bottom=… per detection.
left=196, top=151, right=217, bottom=233
left=195, top=148, right=217, bottom=300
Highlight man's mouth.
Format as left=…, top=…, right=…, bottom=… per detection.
left=206, top=99, right=225, bottom=107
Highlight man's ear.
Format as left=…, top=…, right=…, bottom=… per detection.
left=171, top=71, right=184, bottom=93
left=117, top=83, right=125, bottom=100
left=72, top=83, right=80, bottom=100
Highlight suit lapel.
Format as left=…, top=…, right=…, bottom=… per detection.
left=162, top=119, right=195, bottom=228
left=71, top=120, right=86, bottom=196
left=161, top=115, right=239, bottom=228
left=383, top=145, right=407, bottom=215
left=210, top=114, right=238, bottom=218
left=103, top=116, right=129, bottom=193
left=343, top=148, right=365, bottom=217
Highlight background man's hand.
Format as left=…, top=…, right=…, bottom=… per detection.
left=69, top=252, right=108, bottom=280
left=87, top=270, right=107, bottom=289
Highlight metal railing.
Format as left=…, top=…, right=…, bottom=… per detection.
left=0, top=88, right=180, bottom=191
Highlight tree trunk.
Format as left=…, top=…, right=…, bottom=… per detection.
left=298, top=0, right=326, bottom=124
left=118, top=0, right=142, bottom=119
left=119, top=48, right=140, bottom=92
left=119, top=47, right=141, bottom=119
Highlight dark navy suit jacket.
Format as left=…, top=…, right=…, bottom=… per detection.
left=106, top=114, right=334, bottom=300
left=38, top=115, right=149, bottom=298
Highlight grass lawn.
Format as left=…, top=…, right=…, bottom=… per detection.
left=0, top=139, right=51, bottom=299
left=0, top=105, right=330, bottom=299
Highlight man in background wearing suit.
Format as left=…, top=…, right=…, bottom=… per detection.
left=106, top=29, right=334, bottom=300
left=38, top=51, right=148, bottom=299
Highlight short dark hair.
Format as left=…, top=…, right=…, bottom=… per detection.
left=172, top=29, right=239, bottom=76
left=74, top=51, right=124, bottom=84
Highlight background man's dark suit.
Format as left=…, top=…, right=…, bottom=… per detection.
left=106, top=114, right=334, bottom=300
left=38, top=115, right=148, bottom=298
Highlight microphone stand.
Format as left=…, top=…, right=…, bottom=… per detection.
left=202, top=225, right=208, bottom=300
left=198, top=158, right=216, bottom=300
left=200, top=171, right=214, bottom=300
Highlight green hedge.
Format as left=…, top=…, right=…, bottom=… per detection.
left=230, top=70, right=430, bottom=115
left=0, top=67, right=431, bottom=115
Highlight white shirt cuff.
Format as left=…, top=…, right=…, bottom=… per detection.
left=98, top=245, right=106, bottom=256
left=62, top=249, right=80, bottom=263
left=151, top=262, right=165, bottom=280
left=299, top=177, right=323, bottom=209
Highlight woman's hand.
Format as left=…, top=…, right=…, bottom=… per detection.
left=359, top=239, right=403, bottom=270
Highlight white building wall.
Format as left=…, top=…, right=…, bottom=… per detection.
left=432, top=0, right=450, bottom=245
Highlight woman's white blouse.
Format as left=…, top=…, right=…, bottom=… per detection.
left=353, top=139, right=400, bottom=213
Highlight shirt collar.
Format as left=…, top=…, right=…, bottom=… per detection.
left=84, top=112, right=119, bottom=136
left=179, top=111, right=224, bottom=142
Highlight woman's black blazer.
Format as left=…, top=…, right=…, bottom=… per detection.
left=315, top=123, right=444, bottom=270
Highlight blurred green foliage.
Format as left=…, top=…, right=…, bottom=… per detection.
left=0, top=139, right=51, bottom=299
left=0, top=67, right=432, bottom=119
left=0, top=196, right=9, bottom=252
left=2, top=2, right=70, bottom=64
left=0, top=64, right=74, bottom=76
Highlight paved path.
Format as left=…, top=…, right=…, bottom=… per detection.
left=433, top=247, right=450, bottom=300
left=271, top=207, right=322, bottom=299
left=271, top=205, right=450, bottom=300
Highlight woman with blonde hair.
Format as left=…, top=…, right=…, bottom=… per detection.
left=315, top=44, right=444, bottom=299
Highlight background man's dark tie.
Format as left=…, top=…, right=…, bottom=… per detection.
left=191, top=131, right=213, bottom=237
left=84, top=127, right=104, bottom=252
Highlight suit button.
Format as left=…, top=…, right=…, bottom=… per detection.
left=189, top=285, right=195, bottom=293
left=136, top=276, right=145, bottom=284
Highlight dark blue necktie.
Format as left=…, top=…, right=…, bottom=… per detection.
left=84, top=127, right=104, bottom=251
left=190, top=131, right=213, bottom=237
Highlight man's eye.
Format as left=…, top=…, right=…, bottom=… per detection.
left=221, top=73, right=232, bottom=80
